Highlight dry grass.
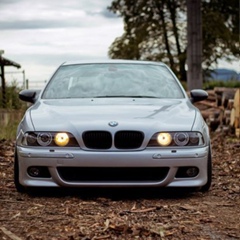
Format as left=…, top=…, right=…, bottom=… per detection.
left=0, top=110, right=25, bottom=140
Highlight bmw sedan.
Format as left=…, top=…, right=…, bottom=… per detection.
left=15, top=60, right=212, bottom=192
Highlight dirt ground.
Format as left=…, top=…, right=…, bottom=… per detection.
left=0, top=132, right=239, bottom=240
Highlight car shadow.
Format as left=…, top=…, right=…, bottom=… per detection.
left=26, top=187, right=198, bottom=200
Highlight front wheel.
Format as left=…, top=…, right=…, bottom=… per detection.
left=200, top=146, right=212, bottom=192
left=14, top=149, right=26, bottom=193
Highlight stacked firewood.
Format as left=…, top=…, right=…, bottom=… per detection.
left=194, top=88, right=240, bottom=138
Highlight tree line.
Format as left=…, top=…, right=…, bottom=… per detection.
left=108, top=0, right=239, bottom=81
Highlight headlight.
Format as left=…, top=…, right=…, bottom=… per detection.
left=25, top=132, right=37, bottom=145
left=54, top=133, right=69, bottom=147
left=157, top=133, right=172, bottom=146
left=174, top=132, right=189, bottom=146
left=37, top=133, right=52, bottom=146
left=148, top=132, right=204, bottom=147
left=22, top=132, right=78, bottom=147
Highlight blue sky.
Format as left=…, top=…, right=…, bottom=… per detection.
left=0, top=0, right=239, bottom=88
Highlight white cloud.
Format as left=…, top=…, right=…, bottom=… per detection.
left=217, top=59, right=240, bottom=73
left=0, top=0, right=123, bottom=86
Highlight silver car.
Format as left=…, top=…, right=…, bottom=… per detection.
left=15, top=60, right=212, bottom=192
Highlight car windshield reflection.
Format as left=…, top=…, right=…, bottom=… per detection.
left=42, top=63, right=184, bottom=99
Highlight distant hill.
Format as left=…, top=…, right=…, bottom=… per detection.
left=206, top=68, right=240, bottom=81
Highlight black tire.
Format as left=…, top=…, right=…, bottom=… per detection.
left=200, top=146, right=212, bottom=192
left=14, top=149, right=26, bottom=193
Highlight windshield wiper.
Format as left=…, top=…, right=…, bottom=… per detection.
left=93, top=95, right=159, bottom=98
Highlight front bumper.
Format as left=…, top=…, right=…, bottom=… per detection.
left=17, top=145, right=209, bottom=188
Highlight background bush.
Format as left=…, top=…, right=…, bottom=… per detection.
left=0, top=80, right=27, bottom=140
left=0, top=80, right=27, bottom=109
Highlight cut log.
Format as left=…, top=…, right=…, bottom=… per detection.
left=227, top=99, right=234, bottom=110
left=206, top=90, right=216, bottom=102
left=233, top=89, right=240, bottom=129
left=214, top=87, right=237, bottom=107
left=230, top=108, right=235, bottom=127
left=215, top=93, right=222, bottom=107
left=198, top=100, right=222, bottom=109
left=201, top=108, right=220, bottom=120
left=214, top=87, right=226, bottom=107
left=194, top=88, right=239, bottom=134
left=229, top=89, right=240, bottom=137
left=222, top=109, right=231, bottom=125
left=206, top=117, right=220, bottom=131
left=221, top=89, right=236, bottom=108
left=235, top=128, right=240, bottom=138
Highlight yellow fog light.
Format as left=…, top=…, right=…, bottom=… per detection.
left=157, top=133, right=172, bottom=146
left=54, top=133, right=69, bottom=146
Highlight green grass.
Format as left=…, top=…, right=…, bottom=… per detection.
left=180, top=80, right=240, bottom=91
left=204, top=80, right=240, bottom=90
left=0, top=110, right=24, bottom=140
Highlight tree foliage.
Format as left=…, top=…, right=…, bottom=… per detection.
left=202, top=0, right=239, bottom=67
left=108, top=0, right=239, bottom=81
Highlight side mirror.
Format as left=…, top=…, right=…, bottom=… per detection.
left=19, top=89, right=41, bottom=103
left=190, top=89, right=208, bottom=103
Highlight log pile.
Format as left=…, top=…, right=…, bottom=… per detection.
left=194, top=88, right=240, bottom=138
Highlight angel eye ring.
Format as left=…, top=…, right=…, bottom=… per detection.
left=37, top=133, right=52, bottom=146
left=174, top=132, right=189, bottom=146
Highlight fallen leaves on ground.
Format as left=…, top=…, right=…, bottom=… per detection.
left=0, top=134, right=239, bottom=240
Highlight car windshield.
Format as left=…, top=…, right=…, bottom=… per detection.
left=42, top=63, right=185, bottom=99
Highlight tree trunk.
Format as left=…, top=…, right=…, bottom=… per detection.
left=167, top=0, right=187, bottom=81
left=0, top=64, right=6, bottom=108
left=187, top=0, right=203, bottom=90
left=157, top=1, right=175, bottom=71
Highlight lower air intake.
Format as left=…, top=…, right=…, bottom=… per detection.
left=57, top=167, right=169, bottom=182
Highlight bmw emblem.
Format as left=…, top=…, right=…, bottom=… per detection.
left=108, top=121, right=118, bottom=127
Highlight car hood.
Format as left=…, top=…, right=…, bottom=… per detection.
left=29, top=98, right=196, bottom=133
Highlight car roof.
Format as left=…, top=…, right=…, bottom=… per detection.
left=61, top=59, right=167, bottom=67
